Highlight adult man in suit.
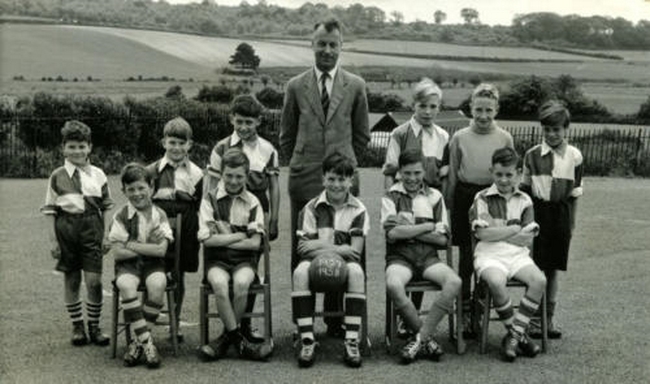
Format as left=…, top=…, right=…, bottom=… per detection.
left=280, top=18, right=370, bottom=339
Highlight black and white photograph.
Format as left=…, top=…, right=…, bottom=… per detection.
left=1, top=1, right=649, bottom=383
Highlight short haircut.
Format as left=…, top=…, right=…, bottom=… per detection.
left=413, top=77, right=442, bottom=103
left=471, top=83, right=500, bottom=103
left=398, top=149, right=423, bottom=169
left=231, top=94, right=263, bottom=118
left=120, top=162, right=152, bottom=188
left=491, top=147, right=519, bottom=168
left=539, top=100, right=571, bottom=128
left=322, top=151, right=355, bottom=177
left=163, top=117, right=192, bottom=141
left=314, top=18, right=342, bottom=35
left=61, top=120, right=92, bottom=144
left=222, top=148, right=250, bottom=173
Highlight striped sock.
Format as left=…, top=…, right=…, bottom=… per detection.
left=143, top=299, right=164, bottom=327
left=66, top=300, right=84, bottom=326
left=291, top=291, right=315, bottom=341
left=122, top=297, right=150, bottom=342
left=513, top=295, right=540, bottom=336
left=344, top=293, right=365, bottom=341
left=495, top=298, right=514, bottom=330
left=86, top=300, right=103, bottom=330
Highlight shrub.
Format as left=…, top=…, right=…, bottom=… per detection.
left=255, top=87, right=284, bottom=109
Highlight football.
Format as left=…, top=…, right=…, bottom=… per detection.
left=308, top=253, right=348, bottom=292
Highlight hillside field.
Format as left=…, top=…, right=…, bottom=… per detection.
left=1, top=23, right=650, bottom=114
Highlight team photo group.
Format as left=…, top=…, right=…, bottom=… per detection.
left=41, top=18, right=582, bottom=370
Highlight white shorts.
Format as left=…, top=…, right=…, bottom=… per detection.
left=474, top=252, right=535, bottom=280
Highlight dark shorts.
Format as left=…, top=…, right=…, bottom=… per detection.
left=204, top=247, right=259, bottom=274
left=451, top=182, right=490, bottom=247
left=55, top=211, right=104, bottom=274
left=533, top=198, right=574, bottom=271
left=386, top=253, right=442, bottom=281
left=115, top=256, right=166, bottom=281
left=154, top=199, right=200, bottom=273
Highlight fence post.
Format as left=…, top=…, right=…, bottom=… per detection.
left=634, top=128, right=643, bottom=175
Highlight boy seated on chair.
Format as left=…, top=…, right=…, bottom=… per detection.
left=197, top=148, right=271, bottom=362
left=291, top=152, right=370, bottom=368
left=469, top=147, right=546, bottom=362
left=381, top=149, right=461, bottom=365
left=108, top=163, right=173, bottom=369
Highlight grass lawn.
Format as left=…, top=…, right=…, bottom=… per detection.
left=1, top=169, right=649, bottom=383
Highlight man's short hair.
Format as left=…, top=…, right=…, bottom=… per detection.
left=163, top=117, right=192, bottom=141
left=314, top=18, right=342, bottom=35
left=491, top=147, right=520, bottom=168
left=413, top=77, right=442, bottom=103
left=230, top=94, right=263, bottom=118
left=398, top=149, right=423, bottom=169
left=222, top=148, right=250, bottom=173
left=471, top=83, right=500, bottom=103
left=539, top=100, right=571, bottom=128
left=322, top=151, right=354, bottom=177
left=120, top=162, right=152, bottom=188
left=61, top=120, right=92, bottom=144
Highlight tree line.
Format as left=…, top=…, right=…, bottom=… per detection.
left=3, top=0, right=650, bottom=49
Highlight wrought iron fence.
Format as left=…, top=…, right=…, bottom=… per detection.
left=2, top=112, right=649, bottom=177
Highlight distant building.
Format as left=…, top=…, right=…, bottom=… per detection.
left=369, top=110, right=470, bottom=149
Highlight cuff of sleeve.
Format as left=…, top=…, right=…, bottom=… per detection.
left=247, top=222, right=265, bottom=237
left=439, top=165, right=449, bottom=178
left=471, top=219, right=490, bottom=231
left=197, top=229, right=211, bottom=242
left=40, top=206, right=58, bottom=215
left=434, top=222, right=449, bottom=234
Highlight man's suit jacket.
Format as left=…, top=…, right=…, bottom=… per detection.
left=280, top=67, right=370, bottom=201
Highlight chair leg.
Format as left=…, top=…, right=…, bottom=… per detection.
left=361, top=299, right=371, bottom=357
left=480, top=290, right=491, bottom=354
left=111, top=285, right=119, bottom=359
left=541, top=292, right=548, bottom=353
left=263, top=285, right=273, bottom=345
left=199, top=285, right=208, bottom=346
left=455, top=291, right=466, bottom=354
left=167, top=290, right=179, bottom=356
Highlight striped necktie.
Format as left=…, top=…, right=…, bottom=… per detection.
left=320, top=72, right=330, bottom=117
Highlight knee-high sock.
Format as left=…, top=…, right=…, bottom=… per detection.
left=344, top=293, right=365, bottom=341
left=421, top=295, right=454, bottom=339
left=396, top=301, right=423, bottom=333
left=291, top=291, right=315, bottom=341
left=122, top=297, right=150, bottom=342
left=513, top=295, right=540, bottom=336
left=66, top=300, right=84, bottom=326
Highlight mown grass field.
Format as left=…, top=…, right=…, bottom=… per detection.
left=2, top=23, right=649, bottom=114
left=273, top=38, right=603, bottom=61
left=1, top=169, right=649, bottom=384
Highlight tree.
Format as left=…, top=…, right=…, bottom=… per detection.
left=460, top=8, right=479, bottom=25
left=636, top=96, right=650, bottom=124
left=390, top=11, right=404, bottom=25
left=165, top=85, right=184, bottom=100
left=229, top=42, right=261, bottom=70
left=434, top=10, right=446, bottom=25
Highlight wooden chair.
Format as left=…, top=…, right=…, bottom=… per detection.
left=385, top=240, right=466, bottom=355
left=473, top=276, right=548, bottom=354
left=471, top=236, right=549, bottom=354
left=199, top=234, right=273, bottom=347
left=110, top=213, right=182, bottom=358
left=291, top=243, right=372, bottom=356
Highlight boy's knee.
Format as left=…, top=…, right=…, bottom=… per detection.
left=531, top=272, right=547, bottom=292
left=445, top=274, right=462, bottom=294
left=385, top=276, right=405, bottom=298
left=293, top=262, right=310, bottom=287
left=146, top=273, right=167, bottom=294
left=347, top=263, right=364, bottom=280
left=232, top=277, right=253, bottom=297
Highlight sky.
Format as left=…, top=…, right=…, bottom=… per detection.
left=164, top=0, right=650, bottom=26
